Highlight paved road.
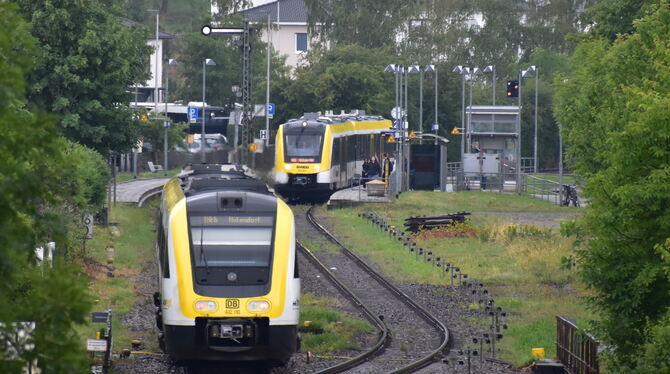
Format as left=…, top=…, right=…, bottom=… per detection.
left=111, top=178, right=169, bottom=204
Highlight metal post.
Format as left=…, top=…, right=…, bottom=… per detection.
left=533, top=67, right=539, bottom=173
left=395, top=65, right=402, bottom=191
left=516, top=70, right=522, bottom=193
left=154, top=12, right=159, bottom=126
left=265, top=13, right=271, bottom=147
left=419, top=69, right=423, bottom=141
left=201, top=59, right=206, bottom=162
left=460, top=72, right=465, bottom=164
left=404, top=68, right=409, bottom=190
left=396, top=66, right=403, bottom=193
left=434, top=68, right=438, bottom=145
left=492, top=66, right=496, bottom=106
left=467, top=70, right=473, bottom=153
left=241, top=21, right=252, bottom=166
left=164, top=61, right=169, bottom=173
left=559, top=121, right=563, bottom=204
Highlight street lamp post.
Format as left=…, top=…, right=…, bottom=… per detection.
left=516, top=68, right=534, bottom=192
left=164, top=59, right=177, bottom=174
left=385, top=64, right=407, bottom=193
left=483, top=65, right=496, bottom=105
left=452, top=66, right=469, bottom=166
left=201, top=58, right=216, bottom=162
left=529, top=66, right=539, bottom=173
left=425, top=65, right=437, bottom=145
left=408, top=66, right=422, bottom=140
left=468, top=67, right=484, bottom=152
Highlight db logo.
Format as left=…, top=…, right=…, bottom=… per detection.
left=225, top=299, right=239, bottom=309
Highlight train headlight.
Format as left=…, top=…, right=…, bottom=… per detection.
left=314, top=165, right=320, bottom=170
left=247, top=300, right=270, bottom=313
left=194, top=300, right=218, bottom=312
left=285, top=164, right=292, bottom=170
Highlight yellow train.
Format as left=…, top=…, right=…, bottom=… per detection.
left=154, top=164, right=299, bottom=369
left=271, top=111, right=395, bottom=198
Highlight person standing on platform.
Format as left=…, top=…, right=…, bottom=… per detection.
left=362, top=158, right=371, bottom=187
left=369, top=156, right=381, bottom=179
left=382, top=153, right=393, bottom=184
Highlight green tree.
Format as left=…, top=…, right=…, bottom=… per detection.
left=583, top=0, right=658, bottom=41
left=0, top=4, right=94, bottom=372
left=554, top=1, right=670, bottom=370
left=272, top=45, right=396, bottom=123
left=304, top=0, right=412, bottom=48
left=16, top=0, right=152, bottom=154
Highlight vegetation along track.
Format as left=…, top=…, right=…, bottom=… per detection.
left=296, top=206, right=450, bottom=373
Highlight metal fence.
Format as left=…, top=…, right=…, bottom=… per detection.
left=556, top=316, right=599, bottom=374
left=522, top=174, right=563, bottom=205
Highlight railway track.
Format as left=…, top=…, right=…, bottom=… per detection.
left=294, top=206, right=450, bottom=373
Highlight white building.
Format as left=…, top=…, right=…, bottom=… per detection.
left=237, top=0, right=314, bottom=70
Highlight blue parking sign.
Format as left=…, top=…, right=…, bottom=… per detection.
left=188, top=106, right=198, bottom=123
left=267, top=103, right=275, bottom=116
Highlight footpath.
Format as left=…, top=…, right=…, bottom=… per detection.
left=111, top=178, right=169, bottom=205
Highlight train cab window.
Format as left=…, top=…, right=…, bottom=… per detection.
left=190, top=225, right=273, bottom=267
left=284, top=134, right=323, bottom=163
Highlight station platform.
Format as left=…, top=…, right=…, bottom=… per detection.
left=327, top=182, right=391, bottom=209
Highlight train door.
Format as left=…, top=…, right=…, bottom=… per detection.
left=339, top=137, right=346, bottom=188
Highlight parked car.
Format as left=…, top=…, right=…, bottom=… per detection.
left=187, top=134, right=228, bottom=153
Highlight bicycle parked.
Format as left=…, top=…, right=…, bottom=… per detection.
left=561, top=184, right=580, bottom=207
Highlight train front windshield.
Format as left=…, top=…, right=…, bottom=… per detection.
left=284, top=128, right=324, bottom=163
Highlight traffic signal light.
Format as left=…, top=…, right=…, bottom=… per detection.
left=506, top=80, right=519, bottom=98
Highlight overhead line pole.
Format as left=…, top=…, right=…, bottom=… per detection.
left=265, top=13, right=271, bottom=147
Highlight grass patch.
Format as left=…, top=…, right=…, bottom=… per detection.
left=314, top=191, right=593, bottom=367
left=529, top=173, right=579, bottom=185
left=298, top=236, right=340, bottom=254
left=300, top=293, right=374, bottom=353
left=77, top=202, right=158, bottom=361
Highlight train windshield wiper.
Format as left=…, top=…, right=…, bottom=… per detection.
left=199, top=225, right=210, bottom=275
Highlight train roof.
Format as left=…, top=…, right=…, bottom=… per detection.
left=178, top=163, right=272, bottom=196
left=284, top=110, right=388, bottom=126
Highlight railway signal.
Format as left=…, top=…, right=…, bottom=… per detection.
left=506, top=80, right=519, bottom=97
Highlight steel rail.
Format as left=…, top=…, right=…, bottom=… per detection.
left=296, top=241, right=390, bottom=374
left=306, top=207, right=450, bottom=373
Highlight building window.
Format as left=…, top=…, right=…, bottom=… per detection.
left=295, top=33, right=308, bottom=52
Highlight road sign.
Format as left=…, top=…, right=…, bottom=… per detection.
left=267, top=103, right=275, bottom=116
left=387, top=135, right=396, bottom=143
left=431, top=123, right=439, bottom=131
left=391, top=106, right=405, bottom=120
left=86, top=339, right=108, bottom=352
left=409, top=131, right=416, bottom=139
left=451, top=127, right=461, bottom=135
left=164, top=121, right=171, bottom=128
left=249, top=143, right=257, bottom=152
left=188, top=107, right=198, bottom=123
left=140, top=114, right=149, bottom=122
left=260, top=130, right=267, bottom=140
left=91, top=312, right=109, bottom=323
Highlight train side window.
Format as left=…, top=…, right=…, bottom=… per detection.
left=332, top=138, right=340, bottom=165
left=347, top=136, right=356, bottom=162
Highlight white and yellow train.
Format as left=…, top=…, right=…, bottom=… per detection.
left=271, top=111, right=395, bottom=198
left=154, top=164, right=299, bottom=369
